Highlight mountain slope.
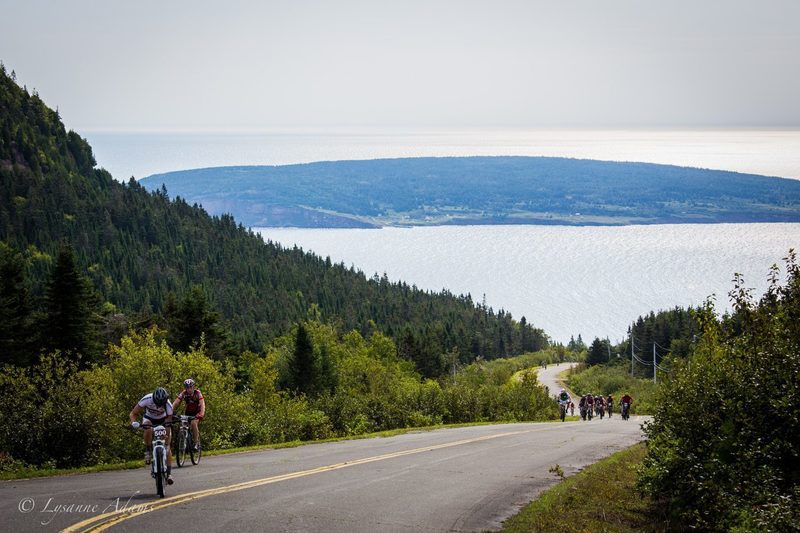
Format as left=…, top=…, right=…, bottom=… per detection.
left=0, top=65, right=548, bottom=369
left=141, top=157, right=800, bottom=227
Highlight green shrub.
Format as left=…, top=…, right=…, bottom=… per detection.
left=402, top=379, right=445, bottom=426
left=83, top=329, right=250, bottom=460
left=0, top=354, right=94, bottom=467
left=495, top=370, right=557, bottom=421
left=639, top=253, right=800, bottom=531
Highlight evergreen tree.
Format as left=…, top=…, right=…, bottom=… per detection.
left=0, top=243, right=33, bottom=365
left=288, top=322, right=316, bottom=395
left=586, top=337, right=608, bottom=366
left=567, top=334, right=587, bottom=352
left=43, top=243, right=101, bottom=363
left=519, top=316, right=529, bottom=352
left=165, top=285, right=231, bottom=359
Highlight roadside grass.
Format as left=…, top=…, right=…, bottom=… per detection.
left=502, top=443, right=674, bottom=533
left=0, top=418, right=579, bottom=481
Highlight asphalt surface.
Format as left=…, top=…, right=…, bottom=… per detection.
left=535, top=362, right=576, bottom=398
left=2, top=365, right=645, bottom=533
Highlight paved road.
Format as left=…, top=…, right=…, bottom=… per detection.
left=536, top=362, right=577, bottom=398
left=1, top=416, right=645, bottom=532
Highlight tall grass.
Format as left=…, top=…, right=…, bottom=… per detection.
left=502, top=443, right=672, bottom=532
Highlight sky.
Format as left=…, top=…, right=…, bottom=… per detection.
left=1, top=0, right=799, bottom=132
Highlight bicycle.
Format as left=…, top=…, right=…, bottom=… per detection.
left=175, top=414, right=202, bottom=467
left=134, top=421, right=172, bottom=498
left=558, top=401, right=568, bottom=422
left=621, top=402, right=631, bottom=420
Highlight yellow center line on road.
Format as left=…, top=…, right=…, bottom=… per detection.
left=61, top=427, right=545, bottom=532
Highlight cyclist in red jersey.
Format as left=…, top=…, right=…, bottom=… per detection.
left=620, top=393, right=633, bottom=419
left=173, top=378, right=205, bottom=451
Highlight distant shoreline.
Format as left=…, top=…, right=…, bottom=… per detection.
left=141, top=156, right=800, bottom=229
left=254, top=218, right=800, bottom=230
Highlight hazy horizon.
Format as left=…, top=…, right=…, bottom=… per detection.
left=85, top=128, right=800, bottom=182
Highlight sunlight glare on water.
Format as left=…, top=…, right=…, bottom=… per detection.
left=257, top=223, right=800, bottom=344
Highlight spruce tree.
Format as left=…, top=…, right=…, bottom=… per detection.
left=519, top=316, right=529, bottom=352
left=166, top=285, right=231, bottom=358
left=587, top=337, right=608, bottom=366
left=288, top=322, right=316, bottom=395
left=43, top=243, right=100, bottom=363
left=0, top=243, right=33, bottom=365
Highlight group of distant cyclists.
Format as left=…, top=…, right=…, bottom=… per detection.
left=128, top=378, right=206, bottom=485
left=557, top=388, right=633, bottom=421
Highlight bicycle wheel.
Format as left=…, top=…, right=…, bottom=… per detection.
left=155, top=451, right=164, bottom=498
left=176, top=430, right=187, bottom=467
left=190, top=437, right=201, bottom=465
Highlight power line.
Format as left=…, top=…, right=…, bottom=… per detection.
left=654, top=341, right=670, bottom=352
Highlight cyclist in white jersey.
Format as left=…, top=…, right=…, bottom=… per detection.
left=129, top=387, right=174, bottom=484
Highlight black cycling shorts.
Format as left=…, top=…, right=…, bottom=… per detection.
left=143, top=415, right=169, bottom=427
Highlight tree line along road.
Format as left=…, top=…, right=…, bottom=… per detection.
left=1, top=366, right=645, bottom=532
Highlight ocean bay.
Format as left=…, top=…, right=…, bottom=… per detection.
left=86, top=128, right=800, bottom=342
left=257, top=223, right=800, bottom=344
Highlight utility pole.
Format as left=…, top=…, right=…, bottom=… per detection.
left=653, top=343, right=657, bottom=383
left=631, top=334, right=635, bottom=377
left=607, top=340, right=611, bottom=363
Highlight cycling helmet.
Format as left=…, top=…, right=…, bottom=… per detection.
left=183, top=378, right=195, bottom=388
left=153, top=387, right=169, bottom=407
left=559, top=388, right=565, bottom=393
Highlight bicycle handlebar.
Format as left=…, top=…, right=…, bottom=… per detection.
left=132, top=420, right=175, bottom=429
left=130, top=414, right=201, bottom=429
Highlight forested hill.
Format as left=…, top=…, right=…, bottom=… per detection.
left=141, top=157, right=800, bottom=228
left=0, top=65, right=548, bottom=373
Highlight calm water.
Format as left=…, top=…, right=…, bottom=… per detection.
left=85, top=129, right=800, bottom=181
left=84, top=130, right=800, bottom=343
left=257, top=224, right=800, bottom=344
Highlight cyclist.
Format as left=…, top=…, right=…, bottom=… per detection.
left=557, top=388, right=570, bottom=420
left=129, top=387, right=174, bottom=484
left=586, top=394, right=594, bottom=419
left=173, top=378, right=205, bottom=451
left=595, top=395, right=605, bottom=419
left=621, top=393, right=633, bottom=419
left=606, top=394, right=614, bottom=418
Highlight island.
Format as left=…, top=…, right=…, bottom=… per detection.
left=140, top=156, right=800, bottom=227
